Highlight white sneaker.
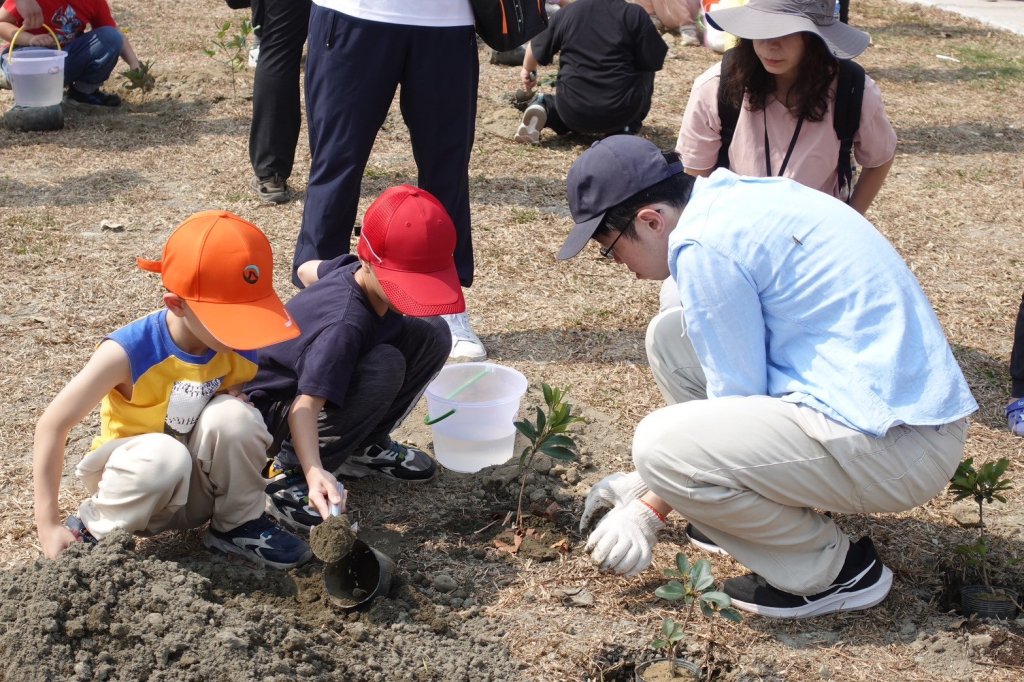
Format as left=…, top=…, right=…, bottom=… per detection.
left=443, top=312, right=487, bottom=361
left=248, top=44, right=260, bottom=69
left=514, top=103, right=546, bottom=145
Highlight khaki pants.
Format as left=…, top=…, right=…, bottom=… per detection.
left=640, top=308, right=968, bottom=594
left=76, top=395, right=271, bottom=538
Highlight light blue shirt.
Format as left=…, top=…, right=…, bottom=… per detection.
left=669, top=170, right=977, bottom=437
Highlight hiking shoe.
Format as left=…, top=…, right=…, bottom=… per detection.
left=265, top=472, right=326, bottom=534
left=66, top=515, right=98, bottom=545
left=685, top=523, right=730, bottom=557
left=334, top=440, right=437, bottom=482
left=251, top=174, right=289, bottom=204
left=723, top=536, right=893, bottom=619
left=442, top=312, right=487, bottom=361
left=203, top=513, right=311, bottom=569
left=1006, top=397, right=1024, bottom=436
left=514, top=103, right=546, bottom=145
left=67, top=88, right=121, bottom=107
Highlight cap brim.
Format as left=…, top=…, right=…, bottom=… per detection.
left=375, top=263, right=465, bottom=317
left=189, top=295, right=300, bottom=351
left=706, top=9, right=869, bottom=60
left=557, top=212, right=605, bottom=261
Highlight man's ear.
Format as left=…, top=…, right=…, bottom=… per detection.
left=163, top=292, right=186, bottom=317
left=635, top=206, right=666, bottom=235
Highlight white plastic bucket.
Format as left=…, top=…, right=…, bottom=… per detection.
left=424, top=362, right=528, bottom=473
left=3, top=47, right=66, bottom=108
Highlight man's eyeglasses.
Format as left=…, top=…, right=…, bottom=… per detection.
left=599, top=230, right=624, bottom=260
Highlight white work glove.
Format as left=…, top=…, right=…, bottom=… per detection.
left=579, top=470, right=649, bottom=533
left=585, top=498, right=665, bottom=577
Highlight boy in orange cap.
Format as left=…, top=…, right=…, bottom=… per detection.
left=32, top=211, right=312, bottom=569
left=247, top=185, right=463, bottom=533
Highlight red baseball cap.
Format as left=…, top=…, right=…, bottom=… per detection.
left=138, top=210, right=300, bottom=350
left=356, top=185, right=465, bottom=317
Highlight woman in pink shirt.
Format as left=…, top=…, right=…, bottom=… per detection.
left=675, top=0, right=896, bottom=215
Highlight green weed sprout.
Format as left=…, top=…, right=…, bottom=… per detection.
left=652, top=553, right=741, bottom=677
left=121, top=60, right=156, bottom=102
left=512, top=383, right=583, bottom=532
left=203, top=19, right=255, bottom=98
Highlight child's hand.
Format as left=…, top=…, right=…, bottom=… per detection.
left=304, top=467, right=344, bottom=519
left=520, top=67, right=537, bottom=91
left=38, top=521, right=78, bottom=559
left=14, top=0, right=43, bottom=29
left=27, top=32, right=56, bottom=48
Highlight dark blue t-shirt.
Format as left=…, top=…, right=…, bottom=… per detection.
left=246, top=256, right=401, bottom=413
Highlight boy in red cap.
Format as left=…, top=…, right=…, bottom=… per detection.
left=247, top=185, right=463, bottom=533
left=32, top=211, right=312, bottom=569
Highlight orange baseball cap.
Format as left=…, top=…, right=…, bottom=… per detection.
left=356, top=185, right=465, bottom=317
left=138, top=211, right=300, bottom=350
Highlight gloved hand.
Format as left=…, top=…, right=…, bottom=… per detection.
left=585, top=499, right=665, bottom=577
left=1007, top=398, right=1024, bottom=437
left=579, top=470, right=649, bottom=533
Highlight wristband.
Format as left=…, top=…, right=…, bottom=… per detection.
left=638, top=498, right=667, bottom=524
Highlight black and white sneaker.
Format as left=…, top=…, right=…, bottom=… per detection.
left=265, top=471, right=326, bottom=534
left=66, top=515, right=98, bottom=546
left=723, top=536, right=893, bottom=619
left=334, top=440, right=437, bottom=482
left=685, top=523, right=730, bottom=557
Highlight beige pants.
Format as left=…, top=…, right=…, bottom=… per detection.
left=640, top=308, right=968, bottom=594
left=76, top=395, right=271, bottom=538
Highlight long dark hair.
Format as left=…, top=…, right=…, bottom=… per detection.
left=721, top=35, right=838, bottom=122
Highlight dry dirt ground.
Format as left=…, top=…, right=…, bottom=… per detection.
left=2, top=0, right=1024, bottom=680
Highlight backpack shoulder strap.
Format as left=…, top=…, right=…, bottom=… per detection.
left=716, top=49, right=740, bottom=171
left=833, top=59, right=865, bottom=198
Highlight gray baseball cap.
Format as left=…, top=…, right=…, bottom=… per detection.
left=707, top=0, right=870, bottom=60
left=559, top=136, right=684, bottom=260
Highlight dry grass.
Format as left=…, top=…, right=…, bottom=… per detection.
left=2, top=0, right=1024, bottom=679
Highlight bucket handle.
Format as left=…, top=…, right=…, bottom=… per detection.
left=8, top=24, right=61, bottom=63
left=423, top=367, right=491, bottom=426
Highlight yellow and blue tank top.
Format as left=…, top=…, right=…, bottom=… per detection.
left=90, top=309, right=259, bottom=452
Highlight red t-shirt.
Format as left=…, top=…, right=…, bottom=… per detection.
left=3, top=0, right=116, bottom=46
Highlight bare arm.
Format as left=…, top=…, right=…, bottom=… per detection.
left=34, top=340, right=130, bottom=559
left=296, top=260, right=324, bottom=287
left=120, top=33, right=140, bottom=70
left=13, top=0, right=42, bottom=29
left=848, top=156, right=893, bottom=215
left=287, top=394, right=342, bottom=518
left=520, top=41, right=539, bottom=91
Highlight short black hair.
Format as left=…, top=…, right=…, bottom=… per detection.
left=595, top=151, right=695, bottom=240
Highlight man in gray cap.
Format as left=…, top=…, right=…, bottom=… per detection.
left=567, top=135, right=977, bottom=618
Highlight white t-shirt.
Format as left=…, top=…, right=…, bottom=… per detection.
left=676, top=62, right=897, bottom=199
left=315, top=0, right=474, bottom=27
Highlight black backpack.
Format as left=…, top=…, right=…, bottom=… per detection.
left=470, top=0, right=549, bottom=52
left=715, top=48, right=865, bottom=198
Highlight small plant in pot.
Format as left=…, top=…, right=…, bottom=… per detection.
left=636, top=552, right=742, bottom=682
left=948, top=457, right=1020, bottom=619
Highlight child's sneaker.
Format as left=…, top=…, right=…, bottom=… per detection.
left=443, top=311, right=487, bottom=361
left=334, top=440, right=437, bottom=482
left=66, top=515, right=98, bottom=545
left=67, top=88, right=121, bottom=107
left=514, top=102, right=547, bottom=145
left=202, top=513, right=312, bottom=569
left=265, top=472, right=326, bottom=534
left=1006, top=397, right=1024, bottom=436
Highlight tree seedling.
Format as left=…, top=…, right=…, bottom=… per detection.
left=651, top=553, right=741, bottom=679
left=121, top=60, right=156, bottom=103
left=948, top=457, right=1014, bottom=594
left=512, top=383, right=583, bottom=533
left=203, top=18, right=255, bottom=98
